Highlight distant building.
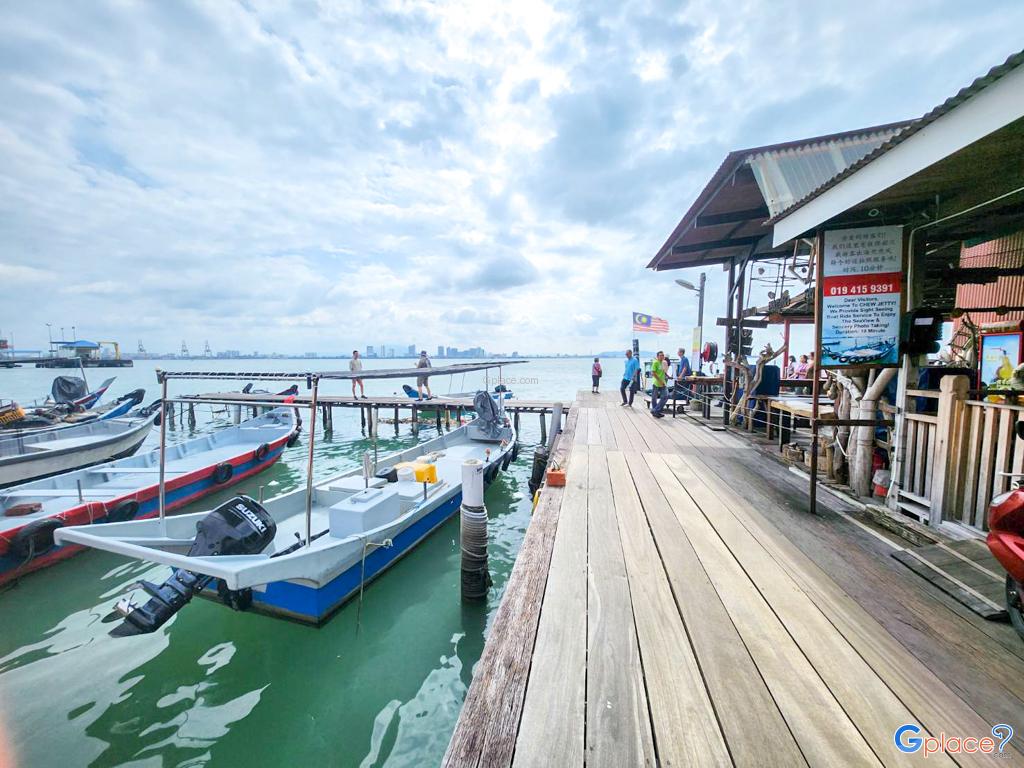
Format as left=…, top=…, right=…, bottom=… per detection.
left=304, top=352, right=317, bottom=358
left=407, top=344, right=416, bottom=356
left=437, top=345, right=445, bottom=357
left=217, top=350, right=241, bottom=359
left=365, top=345, right=376, bottom=358
left=446, top=346, right=458, bottom=357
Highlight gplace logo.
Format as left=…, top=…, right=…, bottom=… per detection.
left=894, top=723, right=1014, bottom=757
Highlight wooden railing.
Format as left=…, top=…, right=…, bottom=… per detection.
left=896, top=375, right=1024, bottom=530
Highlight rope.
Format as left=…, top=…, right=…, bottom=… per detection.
left=460, top=502, right=491, bottom=599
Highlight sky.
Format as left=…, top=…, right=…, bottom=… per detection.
left=2, top=0, right=1023, bottom=357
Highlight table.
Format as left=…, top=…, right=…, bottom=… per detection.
left=766, top=397, right=835, bottom=449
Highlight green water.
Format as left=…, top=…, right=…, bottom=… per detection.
left=0, top=358, right=588, bottom=767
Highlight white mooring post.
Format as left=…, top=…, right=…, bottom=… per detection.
left=460, top=458, right=490, bottom=600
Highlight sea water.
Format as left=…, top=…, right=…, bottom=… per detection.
left=0, top=357, right=600, bottom=768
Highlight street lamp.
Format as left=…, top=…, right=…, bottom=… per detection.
left=46, top=323, right=52, bottom=346
left=675, top=273, right=706, bottom=371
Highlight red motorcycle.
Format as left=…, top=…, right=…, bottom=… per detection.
left=988, top=423, right=1024, bottom=639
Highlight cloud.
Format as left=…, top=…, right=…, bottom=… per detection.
left=442, top=308, right=504, bottom=325
left=1, top=0, right=1023, bottom=355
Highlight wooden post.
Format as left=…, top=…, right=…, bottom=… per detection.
left=513, top=410, right=520, bottom=432
left=436, top=409, right=442, bottom=431
left=929, top=375, right=970, bottom=525
left=232, top=405, right=240, bottom=425
left=412, top=406, right=418, bottom=436
left=360, top=406, right=366, bottom=431
left=394, top=405, right=399, bottom=435
left=539, top=412, right=547, bottom=444
left=373, top=407, right=379, bottom=438
left=188, top=403, right=196, bottom=429
left=445, top=408, right=451, bottom=431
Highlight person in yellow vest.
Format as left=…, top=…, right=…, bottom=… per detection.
left=650, top=350, right=669, bottom=418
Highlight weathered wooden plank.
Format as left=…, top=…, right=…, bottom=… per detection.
left=605, top=409, right=639, bottom=452
left=992, top=408, right=1015, bottom=498
left=960, top=405, right=984, bottom=526
left=443, top=407, right=579, bottom=768
left=596, top=408, right=618, bottom=449
left=673, top=451, right=1024, bottom=765
left=904, top=420, right=918, bottom=491
left=574, top=406, right=589, bottom=445
left=586, top=407, right=602, bottom=446
left=974, top=407, right=998, bottom=528
left=513, top=448, right=589, bottom=768
left=622, top=452, right=805, bottom=767
left=585, top=446, right=656, bottom=767
left=642, top=453, right=882, bottom=766
left=606, top=452, right=731, bottom=766
left=662, top=454, right=954, bottom=768
left=914, top=420, right=928, bottom=497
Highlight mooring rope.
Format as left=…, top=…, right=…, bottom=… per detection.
left=460, top=501, right=491, bottom=599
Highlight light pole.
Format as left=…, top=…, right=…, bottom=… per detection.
left=675, top=273, right=706, bottom=371
left=46, top=323, right=52, bottom=346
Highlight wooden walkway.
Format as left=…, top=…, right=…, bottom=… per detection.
left=444, top=391, right=1024, bottom=767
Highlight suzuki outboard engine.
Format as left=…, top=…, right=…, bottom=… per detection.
left=111, top=496, right=276, bottom=637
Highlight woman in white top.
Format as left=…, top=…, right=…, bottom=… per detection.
left=350, top=350, right=366, bottom=398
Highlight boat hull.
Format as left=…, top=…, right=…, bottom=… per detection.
left=0, top=422, right=153, bottom=488
left=213, top=451, right=508, bottom=624
left=0, top=411, right=297, bottom=585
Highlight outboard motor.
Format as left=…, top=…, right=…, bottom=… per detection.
left=110, top=496, right=276, bottom=637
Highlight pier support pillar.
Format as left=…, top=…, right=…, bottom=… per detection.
left=412, top=406, right=418, bottom=436
left=539, top=412, right=547, bottom=444
left=394, top=406, right=399, bottom=435
left=460, top=459, right=490, bottom=601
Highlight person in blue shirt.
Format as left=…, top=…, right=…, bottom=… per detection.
left=620, top=349, right=640, bottom=406
left=674, top=347, right=692, bottom=403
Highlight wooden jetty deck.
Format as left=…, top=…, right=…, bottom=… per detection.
left=444, top=391, right=1024, bottom=767
left=184, top=391, right=557, bottom=415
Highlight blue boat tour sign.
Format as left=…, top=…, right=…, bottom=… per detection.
left=820, top=225, right=903, bottom=368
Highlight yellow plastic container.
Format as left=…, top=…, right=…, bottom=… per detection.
left=413, top=463, right=437, bottom=484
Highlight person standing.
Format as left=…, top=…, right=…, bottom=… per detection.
left=674, top=347, right=692, bottom=403
left=785, top=355, right=797, bottom=378
left=416, top=350, right=432, bottom=400
left=349, top=350, right=366, bottom=399
left=591, top=357, right=602, bottom=394
left=650, top=350, right=669, bottom=418
left=620, top=349, right=640, bottom=406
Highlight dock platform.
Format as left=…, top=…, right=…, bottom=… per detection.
left=443, top=391, right=1024, bottom=766
left=184, top=392, right=558, bottom=415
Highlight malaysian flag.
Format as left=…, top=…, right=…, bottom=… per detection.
left=633, top=312, right=669, bottom=334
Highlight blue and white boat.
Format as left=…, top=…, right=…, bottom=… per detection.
left=55, top=391, right=515, bottom=631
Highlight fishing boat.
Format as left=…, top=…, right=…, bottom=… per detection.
left=0, top=408, right=298, bottom=586
left=2, top=388, right=146, bottom=433
left=57, top=392, right=513, bottom=630
left=0, top=406, right=158, bottom=488
left=54, top=362, right=526, bottom=633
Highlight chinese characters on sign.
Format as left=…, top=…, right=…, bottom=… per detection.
left=820, top=225, right=903, bottom=368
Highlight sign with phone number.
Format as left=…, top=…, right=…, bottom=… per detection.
left=820, top=226, right=903, bottom=368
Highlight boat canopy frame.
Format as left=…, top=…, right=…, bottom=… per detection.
left=151, top=360, right=524, bottom=552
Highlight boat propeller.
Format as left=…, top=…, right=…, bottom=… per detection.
left=108, top=496, right=277, bottom=637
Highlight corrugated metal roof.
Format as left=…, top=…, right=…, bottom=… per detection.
left=748, top=129, right=905, bottom=216
left=954, top=230, right=1024, bottom=328
left=766, top=48, right=1024, bottom=226
left=648, top=121, right=913, bottom=269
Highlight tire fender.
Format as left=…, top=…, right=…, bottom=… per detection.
left=9, top=519, right=63, bottom=560
left=212, top=462, right=234, bottom=484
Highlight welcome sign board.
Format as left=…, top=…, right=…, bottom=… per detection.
left=820, top=225, right=903, bottom=368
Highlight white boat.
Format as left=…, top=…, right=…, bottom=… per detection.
left=0, top=407, right=298, bottom=586
left=56, top=392, right=515, bottom=631
left=0, top=407, right=158, bottom=488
